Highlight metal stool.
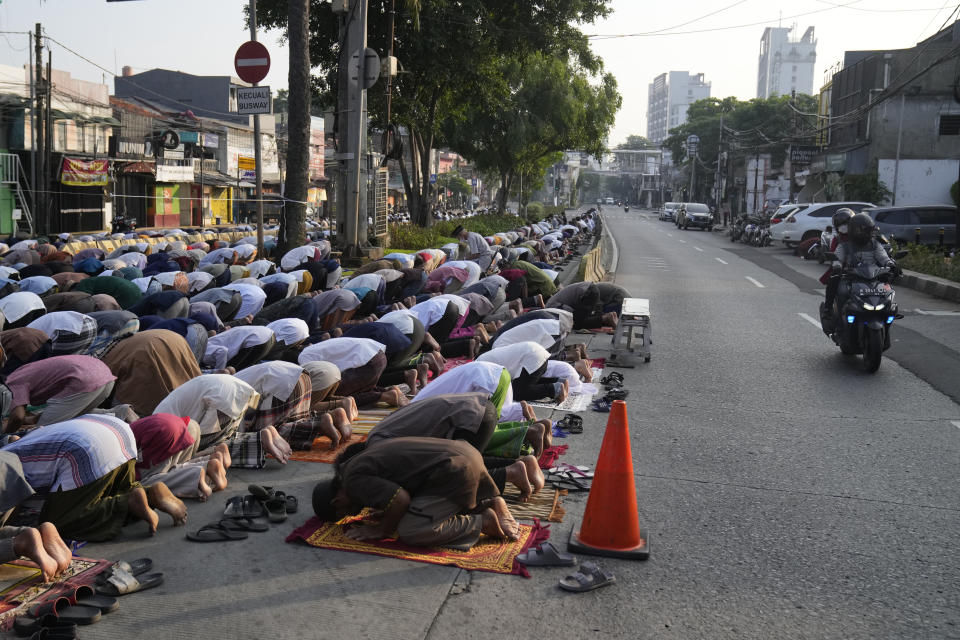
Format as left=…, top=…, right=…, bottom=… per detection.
left=608, top=297, right=651, bottom=367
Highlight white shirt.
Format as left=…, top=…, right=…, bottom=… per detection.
left=28, top=311, right=91, bottom=339
left=233, top=244, right=257, bottom=260
left=432, top=294, right=470, bottom=316
left=298, top=337, right=385, bottom=372
left=375, top=269, right=405, bottom=283
left=187, top=271, right=214, bottom=294
left=344, top=273, right=384, bottom=291
left=280, top=246, right=319, bottom=271
left=443, top=261, right=482, bottom=287
left=413, top=361, right=504, bottom=402
left=0, top=292, right=45, bottom=323
left=203, top=325, right=275, bottom=368
left=493, top=318, right=560, bottom=350
left=246, top=260, right=275, bottom=278
left=224, top=283, right=268, bottom=318
left=234, top=361, right=304, bottom=405
left=376, top=309, right=416, bottom=335
left=408, top=297, right=451, bottom=329
left=267, top=318, right=310, bottom=345
left=545, top=360, right=582, bottom=393
left=154, top=374, right=260, bottom=436
left=476, top=341, right=550, bottom=377
left=199, top=247, right=238, bottom=266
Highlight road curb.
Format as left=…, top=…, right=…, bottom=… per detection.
left=899, top=270, right=960, bottom=303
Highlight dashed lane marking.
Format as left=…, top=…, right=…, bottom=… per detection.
left=798, top=312, right=822, bottom=329
left=745, top=276, right=765, bottom=288
left=678, top=239, right=687, bottom=244
left=914, top=309, right=960, bottom=316
left=667, top=233, right=673, bottom=237
left=952, top=421, right=960, bottom=430
left=715, top=258, right=728, bottom=264
left=694, top=246, right=703, bottom=252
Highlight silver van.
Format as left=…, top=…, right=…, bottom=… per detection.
left=867, top=205, right=957, bottom=246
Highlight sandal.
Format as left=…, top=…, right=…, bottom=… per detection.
left=604, top=388, right=629, bottom=401
left=219, top=518, right=269, bottom=533
left=562, top=415, right=583, bottom=434
left=70, top=585, right=118, bottom=614
left=96, top=558, right=152, bottom=586
left=559, top=561, right=616, bottom=592
left=185, top=522, right=248, bottom=543
left=515, top=541, right=577, bottom=567
left=264, top=494, right=288, bottom=523
left=598, top=373, right=623, bottom=387
left=13, top=615, right=77, bottom=638
left=223, top=495, right=266, bottom=519
left=28, top=597, right=101, bottom=626
left=591, top=398, right=612, bottom=412
left=95, top=566, right=165, bottom=596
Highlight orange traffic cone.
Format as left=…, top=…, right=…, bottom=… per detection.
left=568, top=399, right=649, bottom=560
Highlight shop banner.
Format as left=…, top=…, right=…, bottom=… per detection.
left=60, top=157, right=108, bottom=186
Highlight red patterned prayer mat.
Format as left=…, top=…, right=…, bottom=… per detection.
left=287, top=515, right=550, bottom=578
left=0, top=556, right=113, bottom=631
left=440, top=356, right=472, bottom=374
left=289, top=433, right=366, bottom=464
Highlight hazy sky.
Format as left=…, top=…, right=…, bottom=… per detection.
left=1, top=0, right=956, bottom=145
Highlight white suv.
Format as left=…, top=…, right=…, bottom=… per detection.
left=769, top=202, right=875, bottom=247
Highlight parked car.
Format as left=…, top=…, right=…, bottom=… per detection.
left=604, top=197, right=615, bottom=205
left=770, top=202, right=875, bottom=247
left=659, top=202, right=680, bottom=221
left=676, top=203, right=713, bottom=230
left=762, top=198, right=789, bottom=215
left=866, top=205, right=957, bottom=247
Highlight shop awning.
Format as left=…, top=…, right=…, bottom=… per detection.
left=121, top=161, right=155, bottom=175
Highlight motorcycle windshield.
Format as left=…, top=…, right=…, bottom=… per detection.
left=850, top=263, right=883, bottom=280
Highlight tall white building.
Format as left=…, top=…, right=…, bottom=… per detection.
left=646, top=71, right=711, bottom=145
left=757, top=26, right=817, bottom=98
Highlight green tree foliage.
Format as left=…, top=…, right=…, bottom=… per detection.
left=437, top=172, right=471, bottom=198
left=255, top=0, right=614, bottom=225
left=616, top=135, right=653, bottom=150
left=843, top=165, right=892, bottom=205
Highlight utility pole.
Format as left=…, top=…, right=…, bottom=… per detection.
left=45, top=48, right=52, bottom=235
left=715, top=111, right=723, bottom=210
left=249, top=0, right=265, bottom=256
left=752, top=151, right=760, bottom=214
left=892, top=92, right=906, bottom=206
left=34, top=25, right=45, bottom=236
left=788, top=90, right=797, bottom=204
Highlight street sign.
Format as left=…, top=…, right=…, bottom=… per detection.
left=429, top=174, right=437, bottom=184
left=349, top=47, right=381, bottom=89
left=237, top=86, right=272, bottom=115
left=234, top=40, right=270, bottom=84
left=238, top=155, right=256, bottom=171
left=470, top=178, right=477, bottom=186
left=790, top=146, right=818, bottom=164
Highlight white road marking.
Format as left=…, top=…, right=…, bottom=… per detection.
left=798, top=312, right=822, bottom=329
left=694, top=246, right=703, bottom=252
left=715, top=258, right=728, bottom=264
left=745, top=276, right=766, bottom=288
left=667, top=233, right=673, bottom=237
left=951, top=420, right=960, bottom=430
left=678, top=239, right=687, bottom=244
left=914, top=309, right=960, bottom=316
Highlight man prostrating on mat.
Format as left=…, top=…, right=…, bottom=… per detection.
left=312, top=437, right=519, bottom=549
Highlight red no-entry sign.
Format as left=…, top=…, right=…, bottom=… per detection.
left=234, top=41, right=270, bottom=84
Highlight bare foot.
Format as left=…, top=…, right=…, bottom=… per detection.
left=330, top=407, right=350, bottom=430
left=37, top=522, right=72, bottom=577
left=404, top=296, right=417, bottom=308
left=520, top=455, right=545, bottom=496
left=206, top=457, right=228, bottom=491
left=128, top=487, right=159, bottom=536
left=340, top=396, right=359, bottom=421
left=13, top=528, right=58, bottom=581
left=381, top=386, right=409, bottom=407
left=466, top=337, right=480, bottom=359
left=480, top=507, right=506, bottom=538
left=146, top=482, right=187, bottom=526
left=318, top=417, right=341, bottom=449
left=505, top=460, right=533, bottom=501
left=489, top=496, right=519, bottom=540
left=555, top=379, right=570, bottom=404
left=573, top=358, right=593, bottom=382
left=416, top=363, right=430, bottom=389
left=524, top=422, right=545, bottom=458
left=214, top=443, right=232, bottom=469
left=537, top=418, right=553, bottom=450
left=336, top=420, right=353, bottom=442
left=331, top=327, right=343, bottom=338
left=521, top=401, right=537, bottom=422
left=403, top=369, right=419, bottom=394
left=197, top=473, right=213, bottom=502
left=261, top=425, right=292, bottom=463
left=602, top=311, right=618, bottom=328
left=474, top=324, right=490, bottom=344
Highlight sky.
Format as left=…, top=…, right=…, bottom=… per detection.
left=0, top=0, right=957, bottom=146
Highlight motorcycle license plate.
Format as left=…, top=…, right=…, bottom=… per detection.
left=862, top=289, right=888, bottom=296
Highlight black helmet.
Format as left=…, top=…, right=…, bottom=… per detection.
left=848, top=212, right=876, bottom=245
left=832, top=207, right=855, bottom=230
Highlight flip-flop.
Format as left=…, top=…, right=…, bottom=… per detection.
left=264, top=495, right=288, bottom=523
left=28, top=628, right=79, bottom=640
left=28, top=598, right=101, bottom=626
left=186, top=523, right=248, bottom=543
left=70, top=585, right=119, bottom=614
left=547, top=474, right=592, bottom=492
left=223, top=495, right=266, bottom=519
left=96, top=558, right=152, bottom=585
left=13, top=614, right=76, bottom=637
left=559, top=561, right=616, bottom=592
left=95, top=567, right=165, bottom=596
left=219, top=518, right=268, bottom=533
left=591, top=398, right=612, bottom=413
left=516, top=541, right=577, bottom=567
left=285, top=494, right=299, bottom=514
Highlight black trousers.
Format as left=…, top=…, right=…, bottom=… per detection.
left=512, top=361, right=559, bottom=401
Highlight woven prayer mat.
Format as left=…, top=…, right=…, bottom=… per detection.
left=287, top=514, right=549, bottom=578
left=502, top=485, right=566, bottom=523
left=349, top=408, right=397, bottom=435
left=289, top=433, right=366, bottom=464
left=0, top=556, right=113, bottom=631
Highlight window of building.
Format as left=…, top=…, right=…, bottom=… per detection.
left=56, top=121, right=67, bottom=151
left=939, top=115, right=960, bottom=135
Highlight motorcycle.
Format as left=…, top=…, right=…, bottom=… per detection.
left=111, top=215, right=137, bottom=234
left=729, top=215, right=747, bottom=242
left=820, top=250, right=907, bottom=373
left=624, top=206, right=630, bottom=213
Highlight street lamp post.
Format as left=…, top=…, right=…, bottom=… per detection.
left=686, top=134, right=700, bottom=202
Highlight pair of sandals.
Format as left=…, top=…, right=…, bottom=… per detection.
left=599, top=372, right=624, bottom=389
left=221, top=485, right=298, bottom=523
left=546, top=464, right=593, bottom=492
left=554, top=414, right=583, bottom=435
left=515, top=542, right=615, bottom=592
left=591, top=388, right=628, bottom=412
left=186, top=518, right=270, bottom=542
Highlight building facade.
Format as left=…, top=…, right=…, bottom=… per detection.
left=757, top=26, right=817, bottom=99
left=647, top=71, right=711, bottom=145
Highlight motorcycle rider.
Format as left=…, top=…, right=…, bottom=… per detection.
left=819, top=208, right=855, bottom=330
left=821, top=212, right=899, bottom=333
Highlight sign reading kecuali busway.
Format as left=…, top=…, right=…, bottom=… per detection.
left=237, top=86, right=272, bottom=115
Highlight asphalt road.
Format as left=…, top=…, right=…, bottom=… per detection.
left=65, top=205, right=959, bottom=640
left=430, top=206, right=960, bottom=639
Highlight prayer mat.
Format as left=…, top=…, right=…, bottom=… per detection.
left=287, top=514, right=550, bottom=578
left=289, top=433, right=366, bottom=464
left=349, top=407, right=397, bottom=435
left=0, top=556, right=113, bottom=631
left=575, top=326, right=614, bottom=334
left=527, top=365, right=604, bottom=413
left=538, top=444, right=569, bottom=470
left=502, top=485, right=566, bottom=523
left=440, top=356, right=472, bottom=374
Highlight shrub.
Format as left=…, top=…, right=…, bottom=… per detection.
left=387, top=214, right=527, bottom=250
left=525, top=202, right=544, bottom=223
left=898, top=243, right=960, bottom=284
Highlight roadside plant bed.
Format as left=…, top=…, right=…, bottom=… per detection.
left=387, top=214, right=524, bottom=250
left=898, top=244, right=960, bottom=284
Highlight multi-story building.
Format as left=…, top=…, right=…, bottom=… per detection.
left=757, top=26, right=817, bottom=98
left=646, top=71, right=711, bottom=145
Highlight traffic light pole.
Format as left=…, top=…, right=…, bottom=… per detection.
left=249, top=0, right=265, bottom=256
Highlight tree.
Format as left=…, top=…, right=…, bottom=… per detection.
left=844, top=163, right=892, bottom=205
left=280, top=0, right=311, bottom=255
left=616, top=135, right=652, bottom=150
left=256, top=0, right=613, bottom=226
